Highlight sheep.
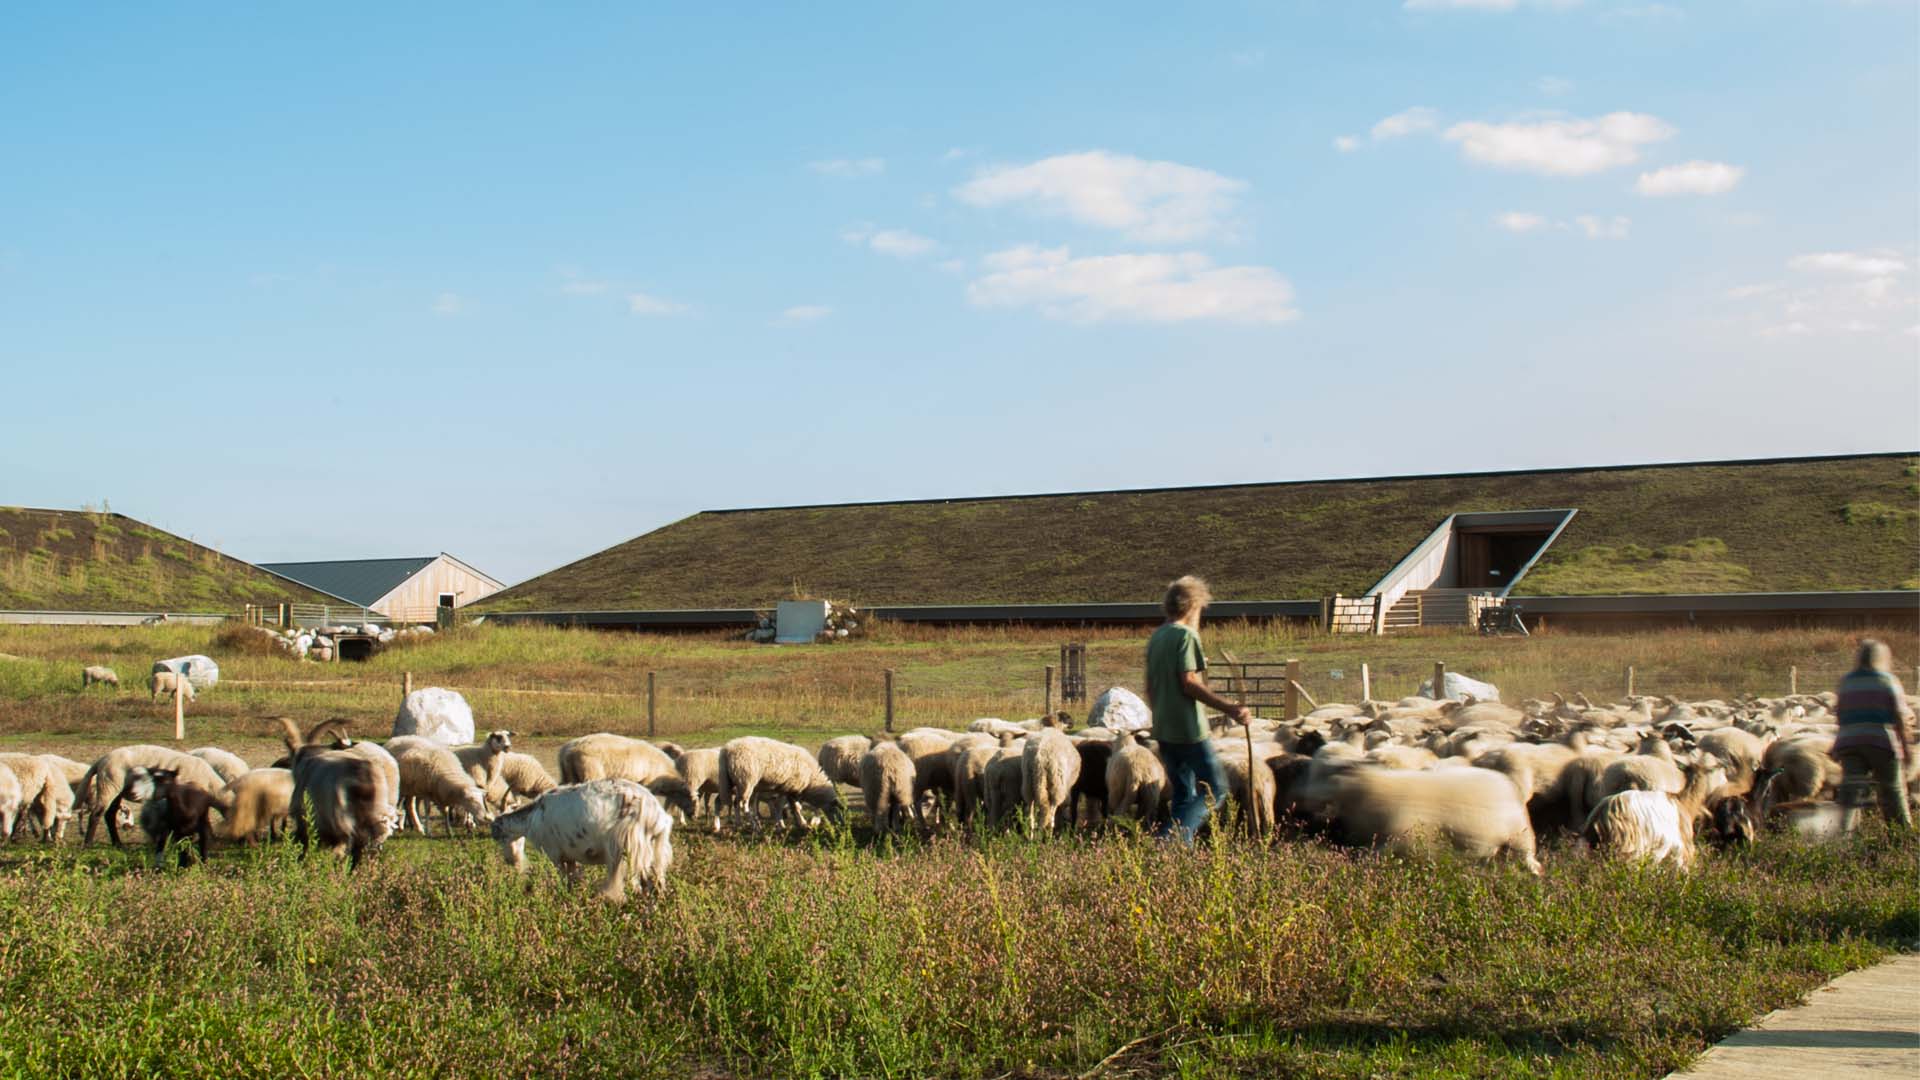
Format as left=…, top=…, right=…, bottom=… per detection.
left=1582, top=760, right=1727, bottom=869
left=1696, top=727, right=1765, bottom=796
left=394, top=743, right=491, bottom=837
left=81, top=665, right=119, bottom=689
left=128, top=767, right=218, bottom=867
left=1214, top=742, right=1280, bottom=839
left=1020, top=729, right=1080, bottom=834
left=0, top=753, right=64, bottom=837
left=556, top=733, right=678, bottom=787
left=80, top=746, right=226, bottom=844
left=1312, top=762, right=1543, bottom=874
left=981, top=748, right=1029, bottom=828
left=897, top=728, right=963, bottom=822
left=1707, top=793, right=1756, bottom=848
left=147, top=670, right=195, bottom=703
left=0, top=761, right=19, bottom=840
left=715, top=737, right=845, bottom=831
left=674, top=748, right=722, bottom=825
left=1105, top=733, right=1168, bottom=826
left=1754, top=734, right=1842, bottom=816
left=1070, top=736, right=1117, bottom=829
left=452, top=731, right=514, bottom=809
left=187, top=747, right=250, bottom=785
left=859, top=741, right=920, bottom=838
left=952, top=734, right=1019, bottom=824
left=215, top=768, right=294, bottom=843
left=280, top=718, right=398, bottom=868
left=817, top=735, right=873, bottom=787
left=491, top=779, right=674, bottom=902
left=482, top=751, right=558, bottom=812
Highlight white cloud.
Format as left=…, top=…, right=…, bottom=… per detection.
left=1495, top=211, right=1548, bottom=232
left=1636, top=160, right=1745, bottom=196
left=627, top=292, right=686, bottom=316
left=843, top=224, right=936, bottom=258
left=808, top=157, right=885, bottom=177
left=1537, top=76, right=1574, bottom=96
left=953, top=151, right=1246, bottom=244
left=1443, top=112, right=1674, bottom=175
left=1787, top=251, right=1910, bottom=277
left=1574, top=214, right=1631, bottom=239
left=779, top=304, right=832, bottom=323
left=966, top=245, right=1298, bottom=325
left=431, top=292, right=462, bottom=316
left=1371, top=107, right=1441, bottom=140
left=1333, top=135, right=1362, bottom=153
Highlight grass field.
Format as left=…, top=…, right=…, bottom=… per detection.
left=476, top=453, right=1920, bottom=610
left=0, top=621, right=1915, bottom=1078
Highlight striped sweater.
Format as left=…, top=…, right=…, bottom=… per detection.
left=1833, top=668, right=1914, bottom=758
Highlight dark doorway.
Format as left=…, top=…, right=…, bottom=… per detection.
left=337, top=637, right=375, bottom=662
left=1457, top=529, right=1554, bottom=590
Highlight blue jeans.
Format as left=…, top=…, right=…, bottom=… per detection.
left=1156, top=738, right=1228, bottom=845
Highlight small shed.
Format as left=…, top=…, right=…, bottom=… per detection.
left=259, top=553, right=506, bottom=622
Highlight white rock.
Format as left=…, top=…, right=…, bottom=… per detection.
left=1087, top=686, right=1151, bottom=732
left=393, top=687, right=474, bottom=746
left=360, top=624, right=380, bottom=636
left=1417, top=672, right=1502, bottom=703
left=152, top=655, right=220, bottom=690
left=315, top=635, right=334, bottom=648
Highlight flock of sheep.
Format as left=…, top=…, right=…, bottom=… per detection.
left=1, top=673, right=1904, bottom=903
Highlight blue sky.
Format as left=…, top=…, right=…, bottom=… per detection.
left=2, top=2, right=1915, bottom=586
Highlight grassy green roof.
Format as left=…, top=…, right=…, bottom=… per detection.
left=480, top=453, right=1920, bottom=611
left=0, top=507, right=336, bottom=612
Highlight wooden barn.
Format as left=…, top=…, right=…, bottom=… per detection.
left=258, top=553, right=505, bottom=622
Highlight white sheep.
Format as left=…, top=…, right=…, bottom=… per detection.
left=1020, top=729, right=1080, bottom=834
left=147, top=671, right=195, bottom=703
left=81, top=665, right=119, bottom=689
left=488, top=751, right=557, bottom=810
left=491, top=779, right=674, bottom=902
left=556, top=733, right=678, bottom=786
left=1105, top=734, right=1167, bottom=825
left=951, top=735, right=1019, bottom=824
left=1583, top=761, right=1727, bottom=869
left=816, top=735, right=873, bottom=787
left=215, top=768, right=294, bottom=842
left=981, top=748, right=1028, bottom=828
left=1313, top=762, right=1543, bottom=874
left=394, top=743, right=491, bottom=836
left=675, top=748, right=722, bottom=826
left=452, top=731, right=514, bottom=809
left=77, top=745, right=227, bottom=844
left=859, top=740, right=919, bottom=837
left=0, top=754, right=58, bottom=840
left=0, top=761, right=20, bottom=839
left=187, top=746, right=251, bottom=785
left=715, top=737, right=844, bottom=831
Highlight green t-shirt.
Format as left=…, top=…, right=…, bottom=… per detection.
left=1146, top=622, right=1208, bottom=743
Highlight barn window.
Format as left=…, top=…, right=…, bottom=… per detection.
left=438, top=593, right=455, bottom=609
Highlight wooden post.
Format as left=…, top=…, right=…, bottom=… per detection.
left=1432, top=661, right=1446, bottom=701
left=647, top=671, right=657, bottom=737
left=1625, top=666, right=1635, bottom=698
left=1285, top=658, right=1301, bottom=721
left=884, top=669, right=895, bottom=733
left=1789, top=665, right=1798, bottom=695
left=1044, top=665, right=1054, bottom=716
left=402, top=671, right=413, bottom=700
left=1359, top=662, right=1371, bottom=703
left=173, top=683, right=185, bottom=741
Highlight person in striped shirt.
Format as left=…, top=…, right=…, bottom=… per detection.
left=1832, top=639, right=1915, bottom=832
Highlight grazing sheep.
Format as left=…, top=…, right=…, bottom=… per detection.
left=1583, top=760, right=1726, bottom=869
left=128, top=767, right=218, bottom=867
left=215, top=768, right=294, bottom=843
left=280, top=718, right=398, bottom=868
left=1070, top=736, right=1117, bottom=829
left=0, top=761, right=20, bottom=840
left=491, top=779, right=674, bottom=902
left=81, top=665, right=119, bottom=689
left=817, top=735, right=873, bottom=787
left=674, top=748, right=722, bottom=825
left=981, top=749, right=1029, bottom=828
left=1105, top=734, right=1168, bottom=826
left=394, top=743, right=491, bottom=836
left=0, top=753, right=60, bottom=840
left=1214, top=743, right=1280, bottom=839
left=79, top=746, right=226, bottom=844
left=556, top=733, right=678, bottom=787
left=859, top=741, right=920, bottom=838
left=1697, top=727, right=1766, bottom=795
left=452, top=731, right=514, bottom=808
left=952, top=734, right=1021, bottom=824
left=1314, top=762, right=1543, bottom=874
left=897, top=728, right=962, bottom=822
left=1754, top=735, right=1842, bottom=816
left=147, top=671, right=194, bottom=703
left=1707, top=793, right=1756, bottom=848
left=187, top=747, right=250, bottom=785
left=715, top=737, right=845, bottom=831
left=1020, top=729, right=1080, bottom=834
left=483, top=751, right=558, bottom=812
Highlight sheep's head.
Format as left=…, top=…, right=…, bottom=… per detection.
left=486, top=730, right=513, bottom=754
left=455, top=786, right=491, bottom=824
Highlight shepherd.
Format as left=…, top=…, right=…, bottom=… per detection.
left=1146, top=575, right=1252, bottom=844
left=1832, top=638, right=1915, bottom=832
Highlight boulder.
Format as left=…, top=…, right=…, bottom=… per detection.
left=1417, top=672, right=1501, bottom=703
left=393, top=687, right=474, bottom=746
left=1087, top=686, right=1151, bottom=732
left=152, top=655, right=220, bottom=690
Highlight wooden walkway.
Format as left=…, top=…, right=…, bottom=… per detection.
left=1670, top=952, right=1919, bottom=1079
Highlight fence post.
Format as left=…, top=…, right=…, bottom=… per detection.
left=1789, top=665, right=1797, bottom=695
left=884, top=669, right=895, bottom=733
left=1360, top=662, right=1371, bottom=703
left=1044, top=665, right=1054, bottom=716
left=173, top=683, right=185, bottom=741
left=1285, top=658, right=1301, bottom=721
left=1625, top=666, right=1635, bottom=698
left=647, top=672, right=657, bottom=737
left=1432, top=661, right=1446, bottom=700
left=402, top=671, right=413, bottom=701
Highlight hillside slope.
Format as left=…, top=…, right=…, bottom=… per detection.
left=481, top=454, right=1920, bottom=611
left=0, top=507, right=334, bottom=611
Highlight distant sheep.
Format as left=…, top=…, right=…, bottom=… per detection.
left=81, top=666, right=119, bottom=689
left=147, top=671, right=194, bottom=703
left=492, top=779, right=674, bottom=902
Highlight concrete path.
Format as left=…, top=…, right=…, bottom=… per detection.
left=1670, top=952, right=1920, bottom=1079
